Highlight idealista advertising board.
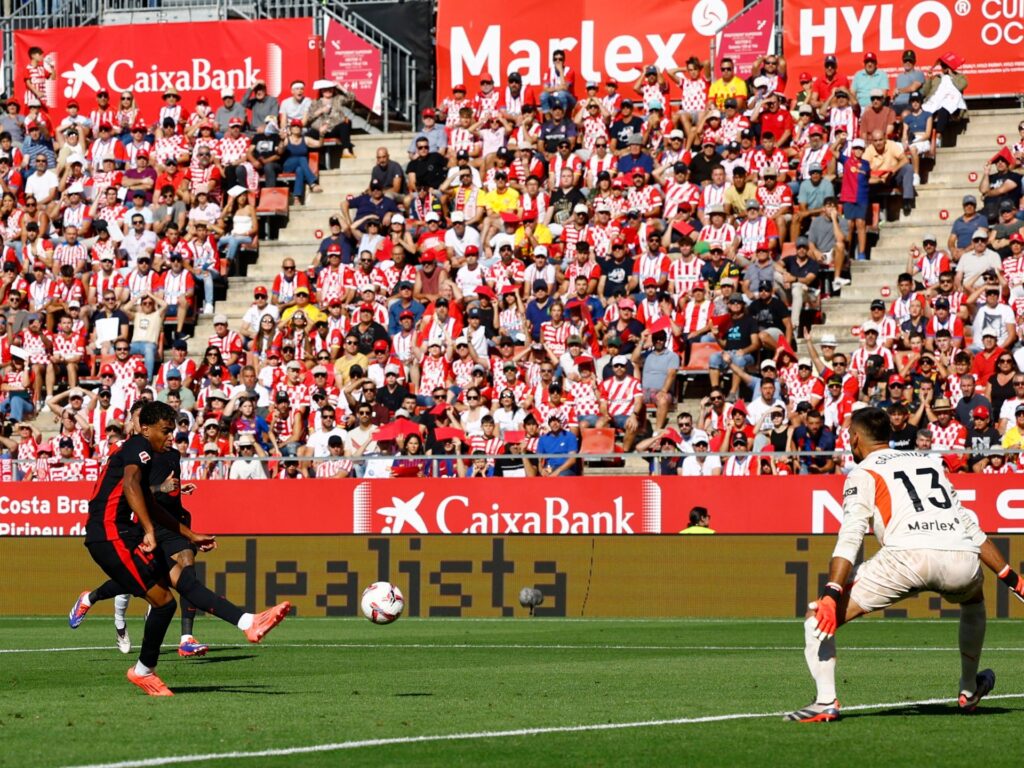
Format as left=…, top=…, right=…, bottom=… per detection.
left=3, top=535, right=1022, bottom=618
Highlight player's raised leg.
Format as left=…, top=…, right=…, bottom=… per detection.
left=68, top=579, right=123, bottom=628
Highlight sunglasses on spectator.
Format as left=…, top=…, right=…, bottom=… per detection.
left=999, top=358, right=1013, bottom=364
left=283, top=265, right=295, bottom=271
left=357, top=409, right=371, bottom=415
left=115, top=346, right=130, bottom=351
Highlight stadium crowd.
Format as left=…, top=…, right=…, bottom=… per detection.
left=2, top=45, right=1023, bottom=479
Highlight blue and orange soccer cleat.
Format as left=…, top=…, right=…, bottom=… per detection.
left=783, top=699, right=841, bottom=722
left=126, top=667, right=174, bottom=697
left=177, top=636, right=209, bottom=657
left=68, top=591, right=91, bottom=629
left=959, top=669, right=996, bottom=713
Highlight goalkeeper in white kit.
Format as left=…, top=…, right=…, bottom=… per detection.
left=787, top=406, right=1024, bottom=722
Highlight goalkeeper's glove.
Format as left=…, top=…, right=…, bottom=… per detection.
left=814, top=582, right=843, bottom=640
left=998, top=565, right=1024, bottom=604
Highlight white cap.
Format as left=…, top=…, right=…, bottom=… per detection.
left=451, top=211, right=465, bottom=223
left=391, top=213, right=405, bottom=224
left=850, top=138, right=866, bottom=149
left=66, top=182, right=84, bottom=195
left=611, top=355, right=629, bottom=367
left=861, top=321, right=879, bottom=333
left=760, top=359, right=776, bottom=370
left=221, top=89, right=234, bottom=98
left=668, top=129, right=684, bottom=139
left=67, top=154, right=85, bottom=166
left=573, top=203, right=589, bottom=214
left=797, top=357, right=813, bottom=368
left=534, top=245, right=548, bottom=256
left=851, top=401, right=869, bottom=413
left=972, top=227, right=989, bottom=240
left=820, top=333, right=838, bottom=347
left=212, top=313, right=229, bottom=325
left=753, top=76, right=769, bottom=88
left=548, top=223, right=563, bottom=239
left=690, top=429, right=710, bottom=444
left=236, top=434, right=256, bottom=447
left=385, top=363, right=400, bottom=374
left=425, top=212, right=440, bottom=222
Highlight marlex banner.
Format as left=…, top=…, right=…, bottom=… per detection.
left=435, top=0, right=743, bottom=97
left=782, top=0, right=1024, bottom=97
left=3, top=476, right=1023, bottom=537
left=14, top=18, right=320, bottom=117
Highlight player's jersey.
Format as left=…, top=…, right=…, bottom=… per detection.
left=150, top=449, right=189, bottom=526
left=85, top=434, right=155, bottom=544
left=834, top=449, right=986, bottom=564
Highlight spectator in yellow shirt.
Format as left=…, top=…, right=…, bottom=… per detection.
left=480, top=171, right=521, bottom=250
left=708, top=58, right=748, bottom=110
left=679, top=506, right=716, bottom=534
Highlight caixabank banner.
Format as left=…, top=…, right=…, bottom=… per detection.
left=14, top=18, right=320, bottom=116
left=783, top=0, right=1024, bottom=97
left=2, top=476, right=1024, bottom=536
left=2, top=535, right=1022, bottom=618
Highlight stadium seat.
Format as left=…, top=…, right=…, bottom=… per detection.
left=256, top=188, right=290, bottom=240
left=580, top=427, right=616, bottom=455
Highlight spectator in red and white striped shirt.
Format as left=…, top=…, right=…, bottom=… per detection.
left=598, top=356, right=644, bottom=449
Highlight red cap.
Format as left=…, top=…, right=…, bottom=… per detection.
left=66, top=100, right=79, bottom=108
left=887, top=374, right=905, bottom=386
left=100, top=364, right=115, bottom=376
left=420, top=251, right=436, bottom=263
left=359, top=303, right=375, bottom=312
left=642, top=277, right=657, bottom=287
left=228, top=117, right=243, bottom=127
left=501, top=285, right=519, bottom=295
left=972, top=405, right=991, bottom=420
left=132, top=117, right=147, bottom=130
left=756, top=240, right=773, bottom=252
left=631, top=167, right=646, bottom=178
left=612, top=236, right=625, bottom=246
left=421, top=107, right=436, bottom=118
left=464, top=244, right=480, bottom=256
left=1011, top=232, right=1024, bottom=244
left=605, top=78, right=618, bottom=86
left=98, top=122, right=112, bottom=130
left=500, top=212, right=520, bottom=224
left=289, top=118, right=303, bottom=127
left=373, top=340, right=389, bottom=352
left=808, top=125, right=825, bottom=136
left=863, top=52, right=877, bottom=62
left=328, top=298, right=343, bottom=307
left=799, top=72, right=812, bottom=83
left=399, top=310, right=414, bottom=320
left=254, top=285, right=268, bottom=296
left=134, top=363, right=148, bottom=375
left=611, top=178, right=626, bottom=189
left=452, top=84, right=466, bottom=92
left=691, top=281, right=706, bottom=290
left=326, top=243, right=342, bottom=254
left=135, top=150, right=149, bottom=159
left=520, top=208, right=538, bottom=221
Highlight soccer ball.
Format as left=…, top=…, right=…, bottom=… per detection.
left=361, top=581, right=405, bottom=624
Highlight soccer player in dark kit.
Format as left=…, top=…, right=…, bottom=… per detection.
left=75, top=401, right=290, bottom=695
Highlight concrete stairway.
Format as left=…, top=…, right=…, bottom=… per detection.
left=189, top=133, right=416, bottom=345
left=812, top=108, right=1021, bottom=354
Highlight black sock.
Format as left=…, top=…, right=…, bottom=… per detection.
left=139, top=596, right=176, bottom=669
left=180, top=595, right=196, bottom=637
left=89, top=580, right=124, bottom=604
left=175, top=566, right=245, bottom=625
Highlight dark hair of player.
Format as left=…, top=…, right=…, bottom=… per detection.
left=688, top=506, right=709, bottom=526
left=139, top=401, right=177, bottom=427
left=850, top=407, right=892, bottom=444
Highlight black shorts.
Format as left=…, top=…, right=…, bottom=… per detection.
left=154, top=526, right=196, bottom=569
left=86, top=531, right=170, bottom=598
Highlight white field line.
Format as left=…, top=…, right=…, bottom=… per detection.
left=63, top=693, right=1024, bottom=768
left=3, top=642, right=1024, bottom=655
left=3, top=616, right=1015, bottom=623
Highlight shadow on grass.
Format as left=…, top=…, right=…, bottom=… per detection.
left=394, top=692, right=434, bottom=697
left=192, top=654, right=258, bottom=664
left=172, top=684, right=288, bottom=696
left=844, top=704, right=1019, bottom=719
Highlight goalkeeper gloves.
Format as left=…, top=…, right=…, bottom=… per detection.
left=998, top=565, right=1024, bottom=604
left=814, top=582, right=843, bottom=641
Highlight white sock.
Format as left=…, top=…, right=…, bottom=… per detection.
left=958, top=601, right=986, bottom=693
left=237, top=613, right=254, bottom=631
left=114, top=594, right=130, bottom=631
left=133, top=661, right=153, bottom=676
left=180, top=634, right=193, bottom=644
left=804, top=615, right=837, bottom=703
left=80, top=593, right=92, bottom=607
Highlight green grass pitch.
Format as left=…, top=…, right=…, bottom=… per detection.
left=1, top=617, right=1022, bottom=767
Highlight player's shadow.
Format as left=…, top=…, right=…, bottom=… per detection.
left=844, top=704, right=1018, bottom=719
left=191, top=654, right=257, bottom=664
left=394, top=692, right=434, bottom=697
left=173, top=684, right=288, bottom=696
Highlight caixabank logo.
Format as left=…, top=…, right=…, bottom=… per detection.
left=352, top=479, right=663, bottom=534
left=16, top=18, right=315, bottom=115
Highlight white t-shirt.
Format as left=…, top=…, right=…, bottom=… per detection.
left=680, top=454, right=722, bottom=476
left=242, top=301, right=280, bottom=332
left=25, top=170, right=59, bottom=201
left=972, top=303, right=1015, bottom=346
left=956, top=248, right=1001, bottom=283
left=493, top=407, right=526, bottom=436
left=306, top=427, right=348, bottom=457
left=444, top=225, right=482, bottom=259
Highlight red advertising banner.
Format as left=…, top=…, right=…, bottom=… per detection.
left=14, top=18, right=318, bottom=118
left=782, top=0, right=1024, bottom=98
left=324, top=18, right=383, bottom=114
left=715, top=0, right=775, bottom=79
left=3, top=476, right=1023, bottom=537
left=436, top=0, right=744, bottom=98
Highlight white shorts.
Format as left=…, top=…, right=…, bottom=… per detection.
left=849, top=548, right=983, bottom=613
left=909, top=140, right=931, bottom=154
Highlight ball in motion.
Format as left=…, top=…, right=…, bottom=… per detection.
left=361, top=581, right=405, bottom=624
